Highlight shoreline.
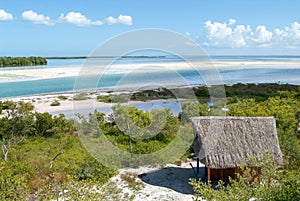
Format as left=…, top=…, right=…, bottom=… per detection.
left=0, top=89, right=182, bottom=117
left=1, top=82, right=299, bottom=118
left=0, top=82, right=204, bottom=100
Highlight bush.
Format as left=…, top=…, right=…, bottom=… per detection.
left=50, top=100, right=60, bottom=106
left=57, top=95, right=68, bottom=100
left=0, top=135, right=116, bottom=199
left=190, top=155, right=300, bottom=201
left=73, top=93, right=89, bottom=101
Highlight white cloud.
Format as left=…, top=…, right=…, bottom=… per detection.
left=228, top=18, right=236, bottom=25
left=204, top=19, right=252, bottom=48
left=58, top=12, right=132, bottom=26
left=203, top=19, right=300, bottom=49
left=274, top=22, right=300, bottom=47
left=232, top=25, right=252, bottom=47
left=105, top=16, right=117, bottom=25
left=0, top=9, right=13, bottom=21
left=58, top=11, right=103, bottom=26
left=22, top=10, right=54, bottom=26
left=105, top=15, right=133, bottom=25
left=251, top=25, right=273, bottom=44
left=117, top=15, right=133, bottom=25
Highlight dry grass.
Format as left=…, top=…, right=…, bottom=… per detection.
left=120, top=172, right=145, bottom=191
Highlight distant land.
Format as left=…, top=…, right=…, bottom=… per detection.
left=0, top=56, right=47, bottom=68
left=45, top=55, right=166, bottom=59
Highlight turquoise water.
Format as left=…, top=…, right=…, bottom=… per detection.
left=0, top=56, right=300, bottom=98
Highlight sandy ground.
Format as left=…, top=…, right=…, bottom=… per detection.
left=0, top=92, right=181, bottom=118
left=107, top=161, right=205, bottom=201
left=0, top=67, right=80, bottom=82
left=1, top=92, right=111, bottom=116
left=1, top=61, right=300, bottom=82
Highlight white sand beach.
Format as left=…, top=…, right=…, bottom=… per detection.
left=1, top=61, right=300, bottom=83
left=0, top=67, right=81, bottom=82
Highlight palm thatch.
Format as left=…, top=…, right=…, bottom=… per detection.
left=190, top=116, right=283, bottom=169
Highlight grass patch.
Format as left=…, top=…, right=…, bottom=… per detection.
left=73, top=93, right=89, bottom=101
left=97, top=94, right=129, bottom=103
left=120, top=172, right=145, bottom=191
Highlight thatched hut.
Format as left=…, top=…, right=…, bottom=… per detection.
left=190, top=116, right=283, bottom=182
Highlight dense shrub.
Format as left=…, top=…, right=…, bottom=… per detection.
left=0, top=56, right=47, bottom=67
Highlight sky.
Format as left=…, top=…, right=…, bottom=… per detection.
left=1, top=0, right=300, bottom=56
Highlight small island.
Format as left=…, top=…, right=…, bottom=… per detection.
left=0, top=56, right=47, bottom=67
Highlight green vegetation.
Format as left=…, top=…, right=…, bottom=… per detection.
left=190, top=154, right=300, bottom=201
left=1, top=83, right=300, bottom=200
left=193, top=82, right=299, bottom=102
left=57, top=95, right=68, bottom=100
left=108, top=104, right=180, bottom=155
left=131, top=88, right=175, bottom=101
left=73, top=93, right=89, bottom=101
left=98, top=83, right=298, bottom=103
left=0, top=56, right=47, bottom=67
left=224, top=82, right=299, bottom=101
left=97, top=88, right=176, bottom=103
left=0, top=101, right=115, bottom=200
left=97, top=94, right=129, bottom=103
left=77, top=105, right=180, bottom=160
left=50, top=100, right=60, bottom=106
left=188, top=84, right=300, bottom=200
left=120, top=172, right=145, bottom=191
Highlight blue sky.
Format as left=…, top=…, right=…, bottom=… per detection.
left=1, top=0, right=300, bottom=56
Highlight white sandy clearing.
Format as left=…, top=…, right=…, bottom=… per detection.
left=108, top=161, right=205, bottom=201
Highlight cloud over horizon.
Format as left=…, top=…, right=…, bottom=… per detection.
left=274, top=22, right=300, bottom=48
left=0, top=9, right=13, bottom=21
left=204, top=19, right=252, bottom=48
left=203, top=19, right=300, bottom=49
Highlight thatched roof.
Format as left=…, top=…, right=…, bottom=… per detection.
left=190, top=116, right=283, bottom=169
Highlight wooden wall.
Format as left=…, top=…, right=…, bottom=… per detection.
left=209, top=167, right=236, bottom=180
left=206, top=166, right=261, bottom=182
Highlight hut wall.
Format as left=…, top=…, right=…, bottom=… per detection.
left=206, top=167, right=261, bottom=181
left=208, top=167, right=236, bottom=180
left=234, top=167, right=261, bottom=182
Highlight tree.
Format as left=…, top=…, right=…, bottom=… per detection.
left=0, top=101, right=34, bottom=161
left=179, top=101, right=210, bottom=123
left=112, top=104, right=151, bottom=154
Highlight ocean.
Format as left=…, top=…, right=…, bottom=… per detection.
left=0, top=56, right=299, bottom=98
